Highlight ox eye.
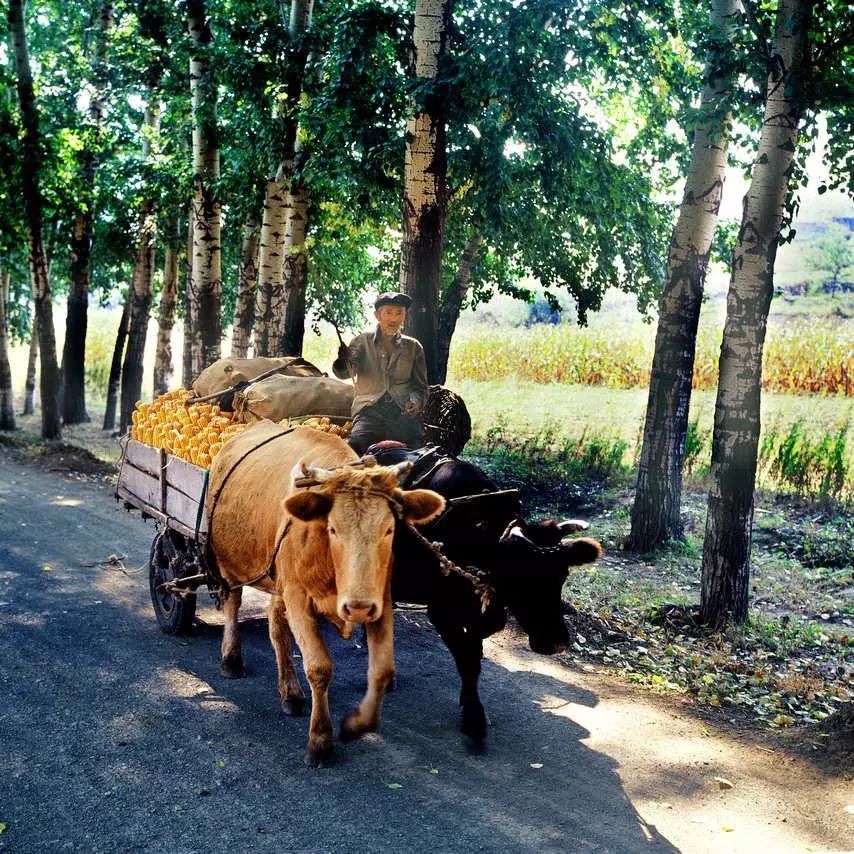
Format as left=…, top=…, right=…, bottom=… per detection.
left=385, top=526, right=394, bottom=537
left=328, top=525, right=337, bottom=536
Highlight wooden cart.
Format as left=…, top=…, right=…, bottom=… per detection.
left=116, top=437, right=215, bottom=634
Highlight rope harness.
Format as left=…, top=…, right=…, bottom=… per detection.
left=294, top=465, right=496, bottom=613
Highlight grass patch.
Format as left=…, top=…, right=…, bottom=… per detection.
left=465, top=419, right=632, bottom=513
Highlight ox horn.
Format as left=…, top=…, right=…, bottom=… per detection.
left=556, top=518, right=590, bottom=534
left=388, top=461, right=413, bottom=481
left=499, top=523, right=534, bottom=545
left=291, top=462, right=336, bottom=486
left=303, top=463, right=337, bottom=482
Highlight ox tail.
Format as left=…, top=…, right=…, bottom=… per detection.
left=563, top=537, right=602, bottom=566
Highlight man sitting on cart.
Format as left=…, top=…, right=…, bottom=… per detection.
left=333, top=292, right=427, bottom=455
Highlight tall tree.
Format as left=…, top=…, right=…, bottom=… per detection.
left=187, top=0, right=221, bottom=374
left=60, top=2, right=114, bottom=425
left=119, top=100, right=159, bottom=433
left=119, top=0, right=172, bottom=432
left=435, top=232, right=481, bottom=384
left=399, top=0, right=453, bottom=382
left=153, top=218, right=181, bottom=396
left=628, top=0, right=741, bottom=552
left=278, top=164, right=310, bottom=355
left=8, top=0, right=61, bottom=439
left=0, top=267, right=14, bottom=430
left=700, top=0, right=812, bottom=627
left=231, top=217, right=259, bottom=357
left=102, top=297, right=129, bottom=431
left=430, top=0, right=683, bottom=383
left=254, top=0, right=312, bottom=357
left=182, top=214, right=194, bottom=387
left=22, top=324, right=37, bottom=415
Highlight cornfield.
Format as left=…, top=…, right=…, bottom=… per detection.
left=448, top=320, right=852, bottom=396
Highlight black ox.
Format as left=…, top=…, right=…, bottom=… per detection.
left=370, top=443, right=602, bottom=742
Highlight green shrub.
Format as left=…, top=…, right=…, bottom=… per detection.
left=758, top=420, right=850, bottom=499
left=85, top=323, right=114, bottom=400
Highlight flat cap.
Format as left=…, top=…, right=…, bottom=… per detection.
left=374, top=291, right=412, bottom=309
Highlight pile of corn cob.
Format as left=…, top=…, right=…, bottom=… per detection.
left=278, top=415, right=352, bottom=438
left=131, top=393, right=353, bottom=468
left=130, top=390, right=247, bottom=468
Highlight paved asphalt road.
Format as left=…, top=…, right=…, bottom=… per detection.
left=0, top=451, right=677, bottom=853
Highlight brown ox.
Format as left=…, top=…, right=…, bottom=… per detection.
left=207, top=423, right=445, bottom=766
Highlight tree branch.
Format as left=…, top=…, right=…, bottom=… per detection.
left=741, top=0, right=771, bottom=62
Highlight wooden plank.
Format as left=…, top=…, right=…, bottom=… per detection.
left=165, top=486, right=207, bottom=535
left=159, top=448, right=168, bottom=514
left=124, top=439, right=161, bottom=477
left=164, top=455, right=208, bottom=501
left=118, top=462, right=160, bottom=508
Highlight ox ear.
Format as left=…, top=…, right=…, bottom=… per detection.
left=284, top=491, right=333, bottom=522
left=398, top=489, right=445, bottom=525
left=561, top=537, right=602, bottom=566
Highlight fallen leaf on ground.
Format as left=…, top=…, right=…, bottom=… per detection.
left=714, top=777, right=734, bottom=790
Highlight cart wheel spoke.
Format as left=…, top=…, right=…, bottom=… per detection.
left=149, top=530, right=197, bottom=635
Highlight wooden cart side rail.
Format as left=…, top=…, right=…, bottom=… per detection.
left=116, top=484, right=206, bottom=543
left=117, top=438, right=210, bottom=539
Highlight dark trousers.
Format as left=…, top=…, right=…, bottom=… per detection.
left=348, top=395, right=423, bottom=455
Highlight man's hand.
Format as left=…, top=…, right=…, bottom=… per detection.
left=403, top=400, right=422, bottom=418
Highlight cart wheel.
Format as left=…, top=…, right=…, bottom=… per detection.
left=149, top=530, right=197, bottom=635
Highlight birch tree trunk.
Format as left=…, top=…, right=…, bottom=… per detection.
left=231, top=220, right=259, bottom=357
left=182, top=215, right=195, bottom=387
left=154, top=232, right=180, bottom=397
left=22, top=325, right=37, bottom=415
left=60, top=2, right=112, bottom=425
left=62, top=213, right=92, bottom=423
left=254, top=175, right=287, bottom=356
left=102, top=298, right=129, bottom=431
left=436, top=232, right=482, bottom=384
left=255, top=0, right=313, bottom=357
left=188, top=0, right=221, bottom=375
left=9, top=0, right=61, bottom=439
left=701, top=0, right=811, bottom=628
left=278, top=182, right=309, bottom=356
left=0, top=268, right=15, bottom=430
left=119, top=99, right=159, bottom=433
left=399, top=0, right=453, bottom=382
left=628, top=0, right=739, bottom=552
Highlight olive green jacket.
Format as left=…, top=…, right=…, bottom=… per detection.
left=332, top=326, right=428, bottom=416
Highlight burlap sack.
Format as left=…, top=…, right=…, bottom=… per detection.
left=233, top=374, right=354, bottom=423
left=192, top=356, right=323, bottom=398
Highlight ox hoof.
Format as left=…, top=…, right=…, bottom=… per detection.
left=461, top=704, right=488, bottom=743
left=304, top=739, right=334, bottom=768
left=339, top=713, right=375, bottom=743
left=282, top=695, right=306, bottom=717
left=220, top=656, right=245, bottom=679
